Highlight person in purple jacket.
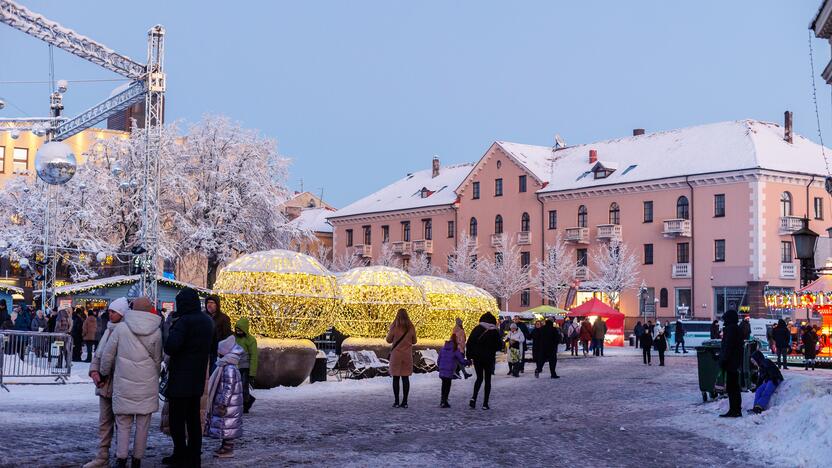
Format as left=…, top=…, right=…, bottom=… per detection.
left=437, top=336, right=469, bottom=408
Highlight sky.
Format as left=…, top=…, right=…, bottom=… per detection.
left=1, top=1, right=832, bottom=207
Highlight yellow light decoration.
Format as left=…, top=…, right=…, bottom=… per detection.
left=335, top=266, right=428, bottom=338
left=213, top=249, right=339, bottom=339
left=413, top=275, right=470, bottom=340
left=455, top=282, right=500, bottom=331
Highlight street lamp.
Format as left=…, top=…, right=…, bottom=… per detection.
left=792, top=218, right=819, bottom=288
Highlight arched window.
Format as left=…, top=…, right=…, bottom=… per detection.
left=676, top=196, right=689, bottom=220
left=609, top=202, right=620, bottom=225
left=781, top=191, right=793, bottom=217
left=577, top=205, right=588, bottom=228
left=469, top=217, right=478, bottom=237
left=495, top=215, right=503, bottom=234
left=659, top=288, right=668, bottom=308
left=521, top=212, right=530, bottom=232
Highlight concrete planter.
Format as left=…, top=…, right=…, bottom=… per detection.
left=252, top=338, right=317, bottom=388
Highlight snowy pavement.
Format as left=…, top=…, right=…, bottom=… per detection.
left=0, top=349, right=826, bottom=467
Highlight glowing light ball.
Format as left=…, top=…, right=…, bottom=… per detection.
left=213, top=249, right=339, bottom=339
left=455, top=282, right=500, bottom=330
left=335, top=266, right=428, bottom=338
left=413, top=275, right=470, bottom=340
left=35, top=141, right=77, bottom=185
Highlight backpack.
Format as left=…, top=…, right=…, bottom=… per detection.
left=569, top=324, right=579, bottom=339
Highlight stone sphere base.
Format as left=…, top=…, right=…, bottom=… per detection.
left=252, top=338, right=317, bottom=388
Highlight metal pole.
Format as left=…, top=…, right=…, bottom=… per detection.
left=39, top=185, right=50, bottom=312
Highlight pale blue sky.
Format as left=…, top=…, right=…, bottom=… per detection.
left=1, top=1, right=831, bottom=206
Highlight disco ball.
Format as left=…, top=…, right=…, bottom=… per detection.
left=32, top=123, right=47, bottom=137
left=10, top=129, right=20, bottom=140
left=35, top=141, right=77, bottom=185
left=18, top=258, right=29, bottom=269
left=96, top=252, right=107, bottom=263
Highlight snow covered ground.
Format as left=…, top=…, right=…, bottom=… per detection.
left=0, top=349, right=826, bottom=467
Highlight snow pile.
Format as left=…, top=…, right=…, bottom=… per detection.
left=674, top=373, right=832, bottom=466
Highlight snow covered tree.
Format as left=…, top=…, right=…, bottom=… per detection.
left=407, top=251, right=435, bottom=277
left=477, top=237, right=532, bottom=313
left=329, top=251, right=363, bottom=272
left=535, top=233, right=578, bottom=308
left=374, top=243, right=400, bottom=268
left=170, top=116, right=297, bottom=288
left=444, top=232, right=479, bottom=285
left=589, top=238, right=640, bottom=309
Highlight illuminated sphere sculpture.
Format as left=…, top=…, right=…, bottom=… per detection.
left=455, top=282, right=500, bottom=330
left=213, top=249, right=339, bottom=339
left=35, top=141, right=77, bottom=185
left=413, top=275, right=470, bottom=340
left=335, top=266, right=428, bottom=338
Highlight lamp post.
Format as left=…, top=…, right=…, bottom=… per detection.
left=792, top=218, right=819, bottom=322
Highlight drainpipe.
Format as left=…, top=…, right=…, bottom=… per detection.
left=805, top=175, right=816, bottom=219
left=685, top=176, right=695, bottom=319
left=537, top=193, right=546, bottom=305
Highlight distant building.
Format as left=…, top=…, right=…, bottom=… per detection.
left=812, top=1, right=832, bottom=84
left=281, top=192, right=336, bottom=261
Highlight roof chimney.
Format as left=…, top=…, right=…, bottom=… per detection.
left=633, top=128, right=645, bottom=136
left=589, top=149, right=597, bottom=164
left=784, top=111, right=793, bottom=144
left=432, top=155, right=440, bottom=178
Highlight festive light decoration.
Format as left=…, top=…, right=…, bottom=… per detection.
left=43, top=274, right=207, bottom=297
left=454, top=281, right=500, bottom=330
left=413, top=275, right=470, bottom=340
left=214, top=250, right=339, bottom=339
left=764, top=291, right=832, bottom=309
left=335, top=266, right=428, bottom=338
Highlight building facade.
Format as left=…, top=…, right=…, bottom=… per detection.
left=330, top=117, right=832, bottom=326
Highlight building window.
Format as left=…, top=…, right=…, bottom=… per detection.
left=402, top=221, right=410, bottom=242
left=469, top=217, right=478, bottom=237
left=0, top=147, right=5, bottom=173
left=494, top=215, right=503, bottom=234
left=495, top=252, right=503, bottom=265
left=577, top=205, right=588, bottom=228
left=470, top=254, right=477, bottom=268
left=677, top=242, right=690, bottom=264
left=548, top=210, right=557, bottom=230
left=382, top=225, right=389, bottom=243
left=659, top=288, right=668, bottom=308
left=346, top=229, right=353, bottom=247
left=472, top=181, right=480, bottom=200
left=423, top=219, right=432, bottom=240
left=12, top=148, right=28, bottom=173
left=521, top=252, right=530, bottom=268
left=521, top=212, right=530, bottom=232
left=609, top=202, right=620, bottom=225
left=676, top=196, right=689, bottom=220
left=780, top=192, right=792, bottom=217
left=714, top=239, right=725, bottom=262
left=521, top=288, right=530, bottom=307
left=714, top=194, right=725, bottom=217
left=362, top=225, right=371, bottom=245
left=447, top=254, right=456, bottom=273
left=643, top=244, right=653, bottom=265
left=713, top=287, right=748, bottom=319
left=519, top=175, right=527, bottom=193
left=639, top=287, right=656, bottom=317
left=447, top=220, right=455, bottom=238
left=577, top=248, right=588, bottom=267
left=781, top=241, right=793, bottom=263
left=495, top=178, right=503, bottom=197
left=643, top=201, right=653, bottom=223
left=814, top=197, right=824, bottom=220
left=496, top=160, right=502, bottom=169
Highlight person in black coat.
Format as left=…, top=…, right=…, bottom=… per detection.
left=70, top=308, right=85, bottom=361
left=633, top=321, right=643, bottom=349
left=674, top=321, right=688, bottom=353
left=205, top=294, right=232, bottom=373
left=719, top=309, right=743, bottom=418
left=709, top=320, right=720, bottom=339
left=467, top=313, right=502, bottom=410
left=772, top=319, right=790, bottom=369
left=654, top=329, right=668, bottom=366
left=639, top=329, right=653, bottom=365
left=162, top=288, right=215, bottom=467
left=533, top=320, right=561, bottom=379
left=739, top=316, right=752, bottom=341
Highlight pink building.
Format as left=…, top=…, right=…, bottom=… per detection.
left=329, top=117, right=832, bottom=327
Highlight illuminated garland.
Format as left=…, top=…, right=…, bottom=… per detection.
left=214, top=250, right=339, bottom=340
left=413, top=276, right=470, bottom=340
left=454, top=282, right=500, bottom=330
left=765, top=291, right=832, bottom=310
left=45, top=275, right=208, bottom=297
left=335, top=266, right=428, bottom=338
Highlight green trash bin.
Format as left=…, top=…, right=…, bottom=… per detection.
left=741, top=339, right=760, bottom=391
left=695, top=339, right=723, bottom=402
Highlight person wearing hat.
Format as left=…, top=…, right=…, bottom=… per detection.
left=84, top=298, right=128, bottom=468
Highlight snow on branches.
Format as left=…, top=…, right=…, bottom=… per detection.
left=477, top=236, right=531, bottom=313
left=589, top=238, right=640, bottom=309
left=444, top=232, right=479, bottom=285
left=535, top=233, right=578, bottom=309
left=407, top=251, right=435, bottom=277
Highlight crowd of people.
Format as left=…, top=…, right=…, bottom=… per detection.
left=770, top=318, right=824, bottom=371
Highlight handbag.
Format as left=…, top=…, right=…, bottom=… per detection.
left=158, top=364, right=169, bottom=401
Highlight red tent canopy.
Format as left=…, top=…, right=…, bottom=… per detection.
left=567, top=297, right=625, bottom=318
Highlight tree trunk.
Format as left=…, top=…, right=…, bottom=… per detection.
left=206, top=257, right=220, bottom=290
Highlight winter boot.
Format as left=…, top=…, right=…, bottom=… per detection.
left=244, top=395, right=256, bottom=413
left=214, top=441, right=234, bottom=458
left=130, top=458, right=141, bottom=468
left=440, top=401, right=450, bottom=408
left=114, top=459, right=128, bottom=468
left=469, top=398, right=476, bottom=409
left=82, top=457, right=109, bottom=468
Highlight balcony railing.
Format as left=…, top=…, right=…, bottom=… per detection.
left=412, top=239, right=433, bottom=254
left=391, top=241, right=411, bottom=256
left=780, top=262, right=797, bottom=280
left=779, top=216, right=804, bottom=235
left=351, top=244, right=372, bottom=258
left=574, top=266, right=588, bottom=280
left=491, top=233, right=505, bottom=248
left=671, top=263, right=691, bottom=278
left=565, top=227, right=590, bottom=244
left=517, top=231, right=532, bottom=245
left=596, top=224, right=622, bottom=241
left=662, top=219, right=691, bottom=237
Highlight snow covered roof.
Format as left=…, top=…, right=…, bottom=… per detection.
left=39, top=275, right=208, bottom=296
left=287, top=207, right=334, bottom=233
left=330, top=163, right=474, bottom=219
left=0, top=283, right=22, bottom=295
left=527, top=120, right=832, bottom=194
left=494, top=141, right=563, bottom=182
left=221, top=250, right=332, bottom=277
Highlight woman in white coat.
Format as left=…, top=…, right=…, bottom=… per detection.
left=100, top=297, right=162, bottom=468
left=505, top=323, right=526, bottom=377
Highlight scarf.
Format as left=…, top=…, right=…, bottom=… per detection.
left=205, top=349, right=240, bottom=425
left=479, top=322, right=498, bottom=331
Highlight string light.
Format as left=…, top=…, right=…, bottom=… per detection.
left=413, top=275, right=470, bottom=340
left=454, top=282, right=500, bottom=330
left=214, top=250, right=339, bottom=339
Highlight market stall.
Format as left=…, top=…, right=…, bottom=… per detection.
left=765, top=276, right=831, bottom=357
left=567, top=297, right=625, bottom=346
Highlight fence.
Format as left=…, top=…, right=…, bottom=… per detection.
left=0, top=330, right=73, bottom=391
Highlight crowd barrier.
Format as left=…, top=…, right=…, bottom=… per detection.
left=0, top=330, right=73, bottom=391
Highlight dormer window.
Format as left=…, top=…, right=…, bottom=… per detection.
left=591, top=161, right=618, bottom=179
left=419, top=187, right=434, bottom=198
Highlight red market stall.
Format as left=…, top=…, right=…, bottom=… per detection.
left=567, top=297, right=625, bottom=346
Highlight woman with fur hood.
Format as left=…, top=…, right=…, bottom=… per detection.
left=205, top=335, right=244, bottom=458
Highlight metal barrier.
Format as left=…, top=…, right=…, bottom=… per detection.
left=0, top=330, right=73, bottom=391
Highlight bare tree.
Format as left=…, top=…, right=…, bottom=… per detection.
left=329, top=251, right=363, bottom=272
left=590, top=238, right=640, bottom=309
left=535, top=233, right=578, bottom=308
left=374, top=242, right=400, bottom=268
left=477, top=236, right=532, bottom=313
left=444, top=232, right=479, bottom=285
left=407, top=251, right=435, bottom=277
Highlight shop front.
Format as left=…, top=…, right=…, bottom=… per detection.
left=43, top=274, right=208, bottom=312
